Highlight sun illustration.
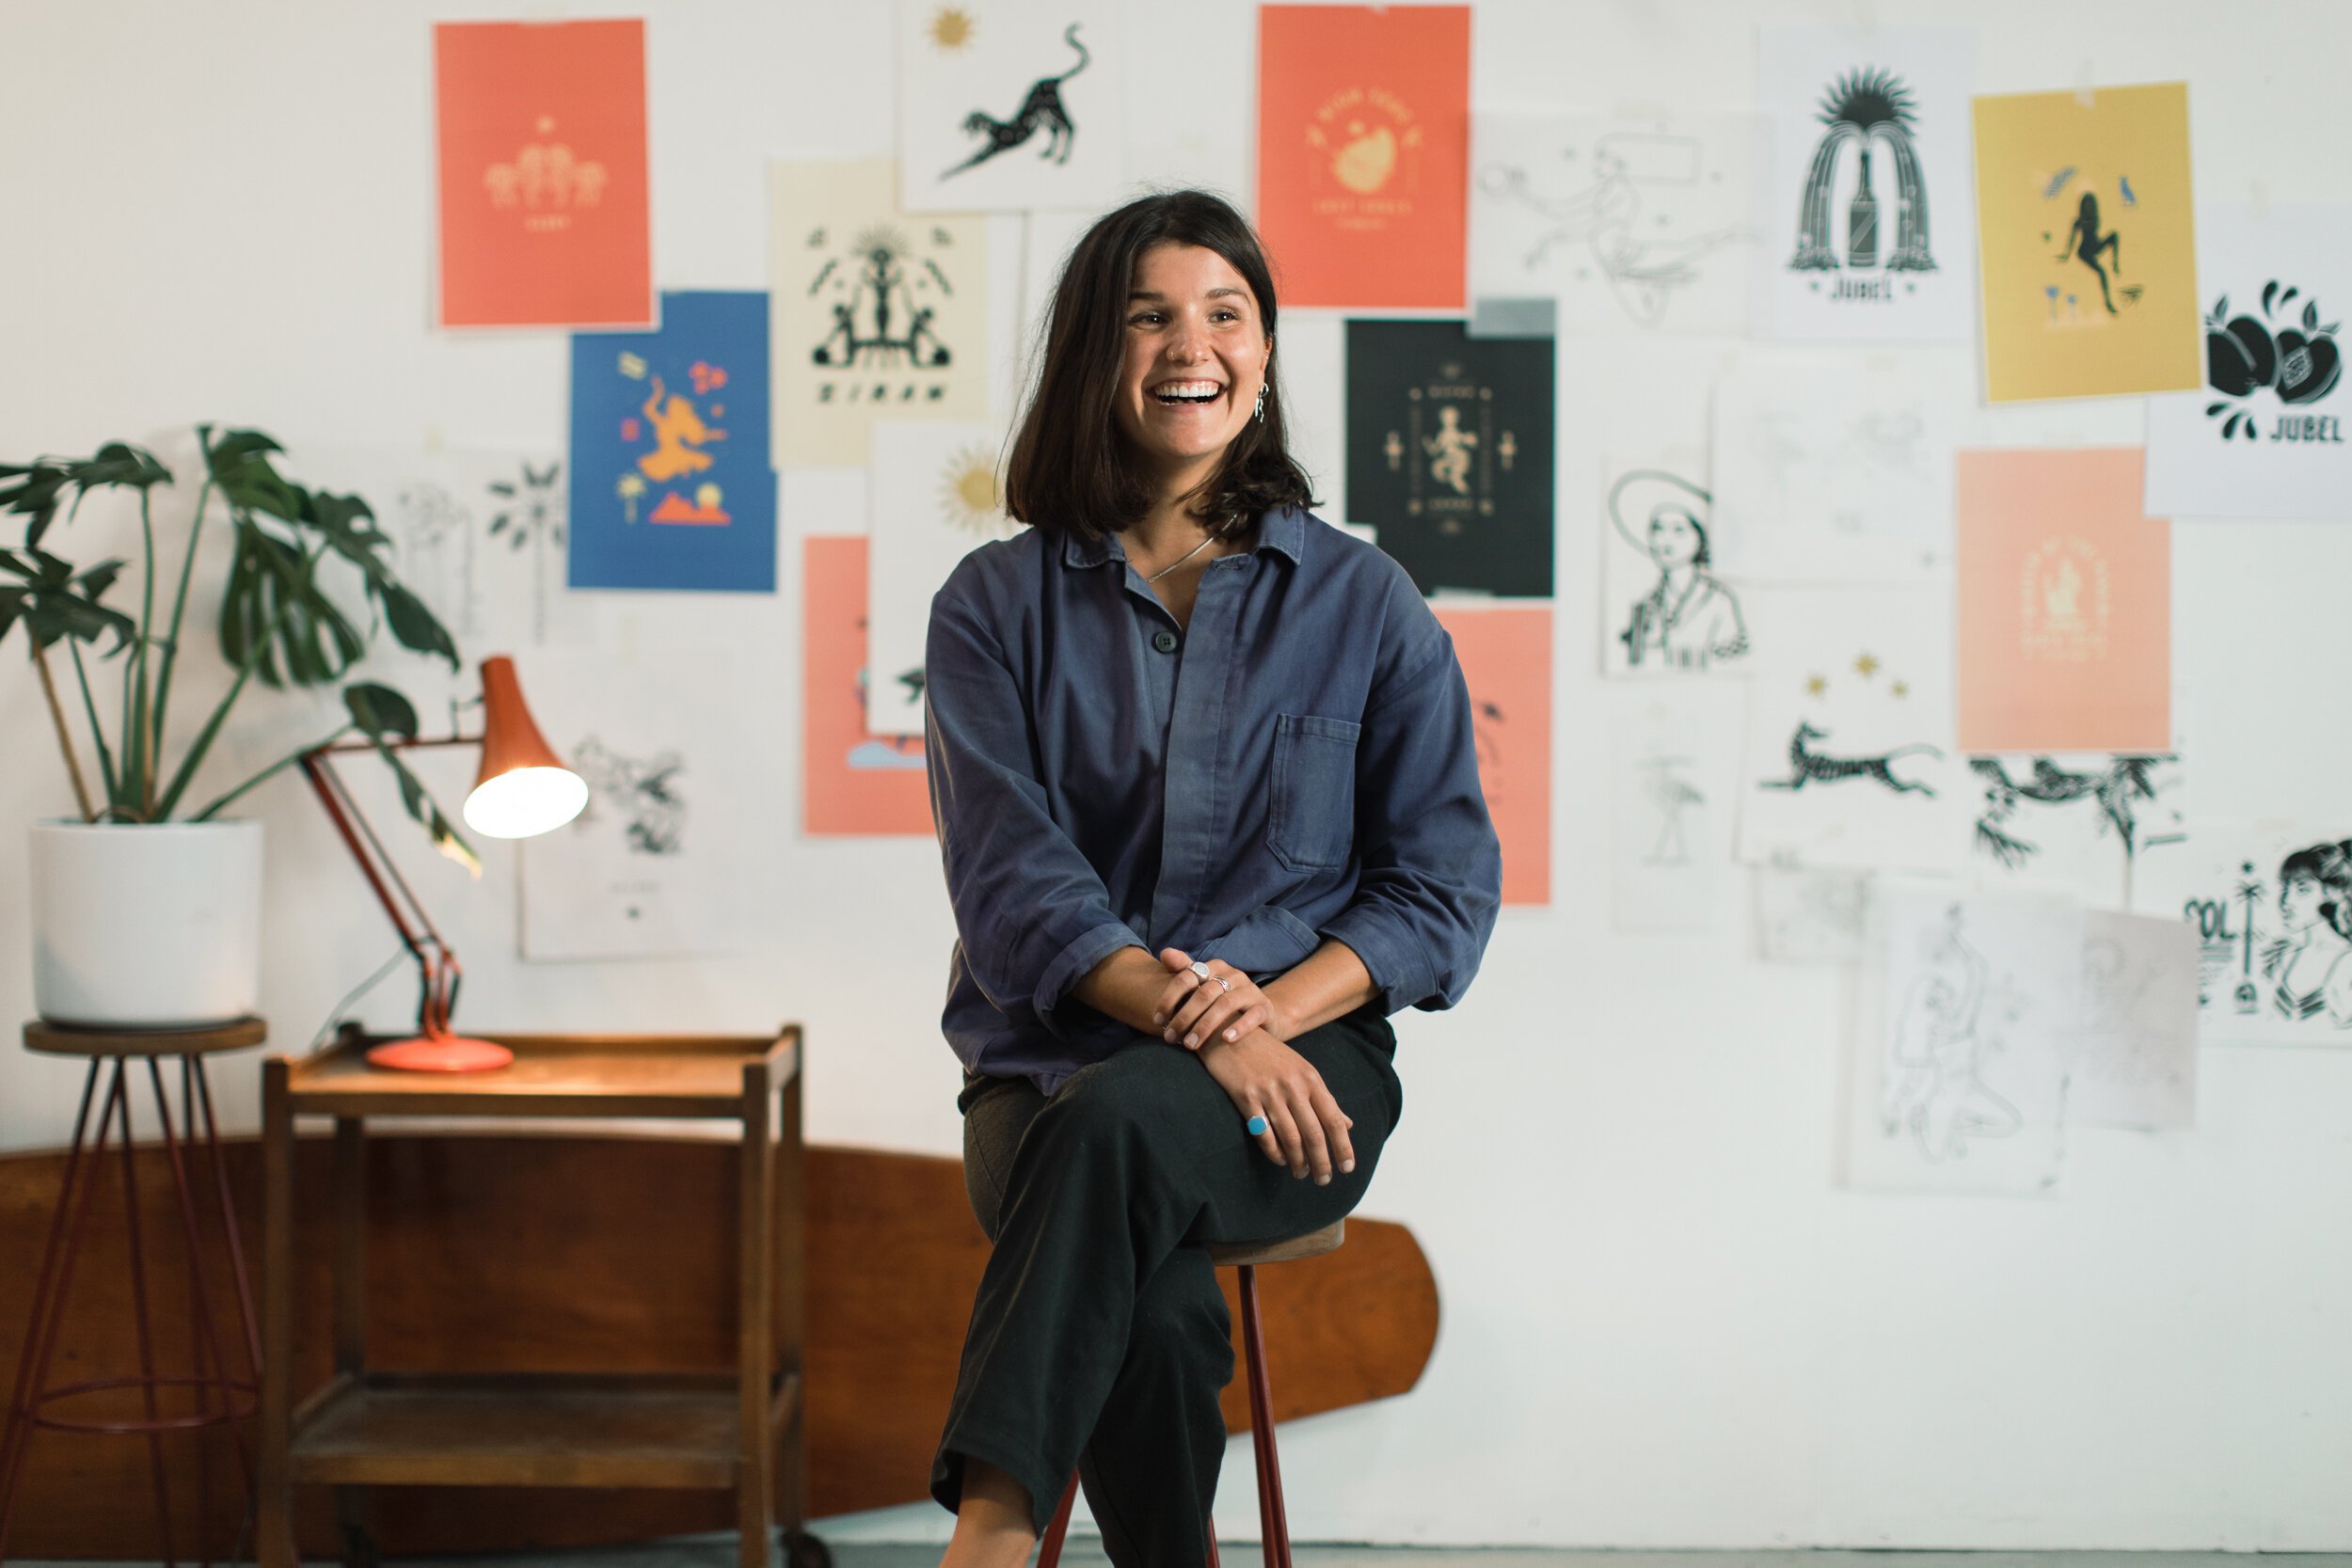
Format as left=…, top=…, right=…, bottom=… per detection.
left=940, top=448, right=1004, bottom=531
left=928, top=7, right=976, bottom=51
left=696, top=483, right=723, bottom=513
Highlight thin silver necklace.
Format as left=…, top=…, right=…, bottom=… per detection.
left=1142, top=531, right=1217, bottom=583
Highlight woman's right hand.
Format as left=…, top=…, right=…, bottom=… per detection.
left=1198, top=1028, right=1355, bottom=1185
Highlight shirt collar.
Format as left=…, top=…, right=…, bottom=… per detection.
left=1059, top=506, right=1307, bottom=570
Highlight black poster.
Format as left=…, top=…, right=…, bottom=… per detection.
left=1344, top=319, right=1554, bottom=597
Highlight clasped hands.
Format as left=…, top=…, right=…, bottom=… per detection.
left=1151, top=947, right=1355, bottom=1187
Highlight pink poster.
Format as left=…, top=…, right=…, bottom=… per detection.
left=1434, top=604, right=1551, bottom=907
left=1955, top=448, right=2170, bottom=752
left=803, top=536, right=935, bottom=837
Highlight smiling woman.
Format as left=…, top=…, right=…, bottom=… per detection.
left=919, top=189, right=1501, bottom=1568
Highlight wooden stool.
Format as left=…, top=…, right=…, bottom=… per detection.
left=1036, top=1220, right=1343, bottom=1568
left=0, top=1018, right=267, bottom=1567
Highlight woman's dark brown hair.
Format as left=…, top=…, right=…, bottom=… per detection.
left=1005, top=189, right=1317, bottom=541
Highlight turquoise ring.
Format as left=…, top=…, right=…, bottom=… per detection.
left=1246, top=1114, right=1269, bottom=1136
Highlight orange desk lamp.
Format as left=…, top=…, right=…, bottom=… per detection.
left=299, top=656, right=587, bottom=1073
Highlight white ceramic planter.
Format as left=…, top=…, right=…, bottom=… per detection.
left=29, top=819, right=264, bottom=1029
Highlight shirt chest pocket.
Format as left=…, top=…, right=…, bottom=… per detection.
left=1267, top=713, right=1362, bottom=872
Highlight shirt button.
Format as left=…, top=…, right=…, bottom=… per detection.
left=1152, top=629, right=1180, bottom=654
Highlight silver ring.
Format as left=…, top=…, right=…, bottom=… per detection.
left=1189, top=959, right=1212, bottom=981
left=1216, top=976, right=1234, bottom=992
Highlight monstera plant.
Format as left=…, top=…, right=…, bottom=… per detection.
left=2, top=427, right=469, bottom=841
left=2, top=427, right=472, bottom=1026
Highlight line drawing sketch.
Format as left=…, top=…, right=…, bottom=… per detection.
left=1755, top=863, right=1869, bottom=963
left=1608, top=683, right=1741, bottom=933
left=1476, top=133, right=1756, bottom=328
left=1881, top=903, right=2025, bottom=1163
left=1849, top=882, right=2079, bottom=1195
left=945, top=23, right=1089, bottom=179
left=1640, top=754, right=1704, bottom=864
left=1759, top=720, right=1941, bottom=795
left=2070, top=911, right=2198, bottom=1130
left=1608, top=469, right=1748, bottom=672
left=1470, top=114, right=1763, bottom=335
left=569, top=736, right=688, bottom=856
left=1709, top=356, right=1961, bottom=583
left=2261, top=840, right=2352, bottom=1025
left=810, top=225, right=958, bottom=371
left=2136, top=824, right=2352, bottom=1046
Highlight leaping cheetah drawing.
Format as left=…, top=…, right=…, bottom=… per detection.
left=944, top=24, right=1089, bottom=179
left=1758, top=721, right=1942, bottom=798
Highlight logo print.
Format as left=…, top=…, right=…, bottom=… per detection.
left=1788, top=67, right=1934, bottom=296
left=2204, top=279, right=2343, bottom=442
left=1306, top=86, right=1422, bottom=228
left=803, top=222, right=961, bottom=405
left=1384, top=363, right=1516, bottom=531
left=2018, top=536, right=2110, bottom=662
left=483, top=115, right=608, bottom=232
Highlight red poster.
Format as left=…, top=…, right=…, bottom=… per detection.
left=803, top=537, right=936, bottom=837
left=434, top=19, right=653, bottom=330
left=1256, top=5, right=1470, bottom=310
left=1434, top=604, right=1551, bottom=907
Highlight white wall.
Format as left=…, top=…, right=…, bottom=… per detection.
left=3, top=0, right=2349, bottom=1550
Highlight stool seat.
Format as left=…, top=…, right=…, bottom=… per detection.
left=1208, top=1219, right=1343, bottom=1269
left=24, top=1017, right=267, bottom=1058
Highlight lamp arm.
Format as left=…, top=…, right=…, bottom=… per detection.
left=300, top=744, right=468, bottom=1040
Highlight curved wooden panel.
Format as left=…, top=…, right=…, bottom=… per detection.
left=0, top=1139, right=1436, bottom=1557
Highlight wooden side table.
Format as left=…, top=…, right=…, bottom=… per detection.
left=0, top=1017, right=266, bottom=1567
left=255, top=1024, right=820, bottom=1568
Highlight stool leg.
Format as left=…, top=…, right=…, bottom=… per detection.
left=114, top=1061, right=180, bottom=1568
left=1036, top=1470, right=1080, bottom=1568
left=191, top=1060, right=262, bottom=1568
left=0, top=1058, right=105, bottom=1560
left=1237, top=1265, right=1293, bottom=1568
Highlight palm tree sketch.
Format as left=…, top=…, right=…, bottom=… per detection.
left=1970, top=755, right=2177, bottom=870
left=484, top=460, right=565, bottom=644
left=1788, top=67, right=1933, bottom=274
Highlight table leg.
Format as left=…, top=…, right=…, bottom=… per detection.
left=739, top=1061, right=774, bottom=1568
left=257, top=1061, right=295, bottom=1568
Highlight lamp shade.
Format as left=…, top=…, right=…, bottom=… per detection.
left=463, top=656, right=588, bottom=839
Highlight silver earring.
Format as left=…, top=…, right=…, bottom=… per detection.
left=1253, top=384, right=1267, bottom=423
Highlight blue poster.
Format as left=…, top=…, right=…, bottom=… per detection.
left=568, top=290, right=776, bottom=592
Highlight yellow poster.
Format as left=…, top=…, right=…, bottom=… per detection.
left=1973, top=82, right=2200, bottom=403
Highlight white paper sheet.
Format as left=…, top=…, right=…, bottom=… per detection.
left=1735, top=587, right=1970, bottom=871
left=897, top=0, right=1127, bottom=214
left=1844, top=879, right=2080, bottom=1196
left=1599, top=449, right=1756, bottom=679
left=1607, top=683, right=1746, bottom=932
left=1755, top=863, right=1870, bottom=963
left=867, top=419, right=1021, bottom=736
left=2144, top=202, right=2352, bottom=520
left=2071, top=910, right=2200, bottom=1131
left=517, top=648, right=745, bottom=959
left=1755, top=26, right=1979, bottom=341
left=1709, top=351, right=1967, bottom=583
left=2132, top=819, right=2352, bottom=1046
left=1469, top=112, right=1767, bottom=337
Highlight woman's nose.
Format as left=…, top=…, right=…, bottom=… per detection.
left=1165, top=321, right=1211, bottom=363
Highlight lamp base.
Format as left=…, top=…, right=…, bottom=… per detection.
left=364, top=1034, right=515, bottom=1073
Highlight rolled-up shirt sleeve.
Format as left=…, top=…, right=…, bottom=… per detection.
left=924, top=585, right=1145, bottom=1040
left=1318, top=608, right=1502, bottom=1016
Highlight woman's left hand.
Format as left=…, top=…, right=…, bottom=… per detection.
left=1152, top=947, right=1280, bottom=1051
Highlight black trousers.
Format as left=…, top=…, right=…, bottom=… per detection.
left=929, top=1001, right=1403, bottom=1568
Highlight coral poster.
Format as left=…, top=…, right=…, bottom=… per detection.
left=769, top=160, right=991, bottom=466
left=1954, top=448, right=2170, bottom=752
left=1433, top=605, right=1550, bottom=907
left=567, top=291, right=776, bottom=593
left=433, top=19, right=652, bottom=330
left=803, top=536, right=934, bottom=837
left=2145, top=202, right=2352, bottom=520
left=1972, top=82, right=2200, bottom=403
left=1256, top=5, right=1470, bottom=310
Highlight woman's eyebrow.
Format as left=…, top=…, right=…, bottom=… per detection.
left=1126, top=287, right=1252, bottom=302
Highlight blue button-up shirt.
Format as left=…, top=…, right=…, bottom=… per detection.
left=923, top=505, right=1502, bottom=1097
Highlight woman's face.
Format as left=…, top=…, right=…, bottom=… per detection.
left=2281, top=873, right=2323, bottom=932
left=1113, top=241, right=1270, bottom=488
left=1646, top=506, right=1702, bottom=568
